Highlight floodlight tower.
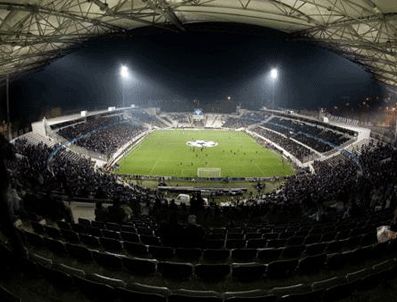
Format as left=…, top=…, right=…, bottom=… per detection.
left=270, top=68, right=278, bottom=110
left=119, top=65, right=130, bottom=107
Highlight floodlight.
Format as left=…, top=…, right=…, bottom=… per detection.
left=270, top=68, right=278, bottom=80
left=120, top=65, right=129, bottom=79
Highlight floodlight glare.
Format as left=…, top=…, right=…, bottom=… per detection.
left=120, top=65, right=129, bottom=78
left=270, top=68, right=278, bottom=80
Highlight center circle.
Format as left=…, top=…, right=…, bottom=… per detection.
left=186, top=140, right=218, bottom=148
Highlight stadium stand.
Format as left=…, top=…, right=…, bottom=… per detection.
left=251, top=126, right=317, bottom=162
left=262, top=117, right=354, bottom=153
left=58, top=116, right=146, bottom=156
left=1, top=109, right=396, bottom=302
left=223, top=112, right=270, bottom=128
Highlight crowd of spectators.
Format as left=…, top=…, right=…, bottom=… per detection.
left=8, top=139, right=149, bottom=204
left=168, top=113, right=191, bottom=125
left=3, top=126, right=397, bottom=228
left=252, top=127, right=315, bottom=162
left=223, top=112, right=270, bottom=128
left=263, top=117, right=350, bottom=153
left=130, top=110, right=166, bottom=128
left=145, top=140, right=397, bottom=226
left=58, top=116, right=145, bottom=156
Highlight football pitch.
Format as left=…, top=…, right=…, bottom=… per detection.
left=115, top=129, right=294, bottom=178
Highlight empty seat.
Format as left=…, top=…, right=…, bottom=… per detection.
left=121, top=231, right=139, bottom=242
left=257, top=248, right=281, bottom=263
left=72, top=223, right=87, bottom=234
left=66, top=243, right=92, bottom=262
left=80, top=234, right=101, bottom=248
left=266, top=259, right=298, bottom=278
left=123, top=257, right=157, bottom=276
left=158, top=261, right=193, bottom=280
left=204, top=240, right=225, bottom=249
left=224, top=290, right=275, bottom=302
left=231, top=248, right=257, bottom=262
left=124, top=241, right=148, bottom=257
left=304, top=243, right=325, bottom=256
left=44, top=238, right=67, bottom=255
left=73, top=275, right=115, bottom=302
left=93, top=251, right=122, bottom=270
left=87, top=273, right=126, bottom=288
left=286, top=237, right=304, bottom=246
left=323, top=282, right=352, bottom=302
left=149, top=246, right=174, bottom=260
left=100, top=237, right=123, bottom=253
left=61, top=229, right=80, bottom=243
left=372, top=259, right=397, bottom=280
left=31, top=221, right=45, bottom=234
left=247, top=239, right=267, bottom=248
left=169, top=289, right=221, bottom=302
left=44, top=226, right=61, bottom=239
left=87, top=226, right=102, bottom=237
left=91, top=221, right=105, bottom=229
left=24, top=232, right=43, bottom=247
left=228, top=233, right=244, bottom=240
left=263, top=233, right=278, bottom=240
left=0, top=285, right=21, bottom=302
left=232, top=263, right=265, bottom=282
left=320, top=232, right=336, bottom=242
left=245, top=233, right=262, bottom=240
left=361, top=232, right=377, bottom=245
left=117, top=286, right=167, bottom=302
left=37, top=265, right=74, bottom=290
left=175, top=248, right=202, bottom=262
left=78, top=218, right=91, bottom=226
left=326, top=253, right=346, bottom=270
left=54, top=263, right=86, bottom=277
left=297, top=254, right=326, bottom=274
left=31, top=253, right=53, bottom=267
left=325, top=240, right=341, bottom=253
left=207, top=234, right=226, bottom=241
left=280, top=245, right=304, bottom=259
left=346, top=268, right=370, bottom=289
left=106, top=222, right=121, bottom=231
left=267, top=239, right=286, bottom=248
left=336, top=230, right=350, bottom=240
left=202, top=249, right=230, bottom=263
left=195, top=264, right=230, bottom=281
left=226, top=239, right=245, bottom=249
left=304, top=234, right=321, bottom=245
left=141, top=235, right=161, bottom=246
left=350, top=245, right=374, bottom=264
left=121, top=225, right=136, bottom=233
left=269, top=283, right=308, bottom=296
left=312, top=276, right=346, bottom=290
left=168, top=293, right=222, bottom=302
left=279, top=290, right=321, bottom=302
left=102, top=230, right=121, bottom=240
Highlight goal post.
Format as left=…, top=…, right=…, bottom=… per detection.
left=197, top=167, right=221, bottom=178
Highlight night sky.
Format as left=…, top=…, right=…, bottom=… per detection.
left=0, top=23, right=385, bottom=127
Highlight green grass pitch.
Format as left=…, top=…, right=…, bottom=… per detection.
left=115, top=129, right=294, bottom=178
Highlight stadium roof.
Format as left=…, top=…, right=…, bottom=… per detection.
left=1, top=0, right=396, bottom=87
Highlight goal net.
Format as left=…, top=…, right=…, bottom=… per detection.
left=197, top=167, right=221, bottom=178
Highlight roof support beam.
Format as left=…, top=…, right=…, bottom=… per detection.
left=142, top=0, right=185, bottom=31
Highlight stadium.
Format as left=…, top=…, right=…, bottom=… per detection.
left=1, top=1, right=397, bottom=302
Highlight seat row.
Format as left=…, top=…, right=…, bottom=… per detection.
left=30, top=219, right=378, bottom=253
left=23, top=229, right=397, bottom=281
left=29, top=251, right=397, bottom=302
left=24, top=225, right=379, bottom=264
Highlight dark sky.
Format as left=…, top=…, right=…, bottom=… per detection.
left=0, top=22, right=385, bottom=126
